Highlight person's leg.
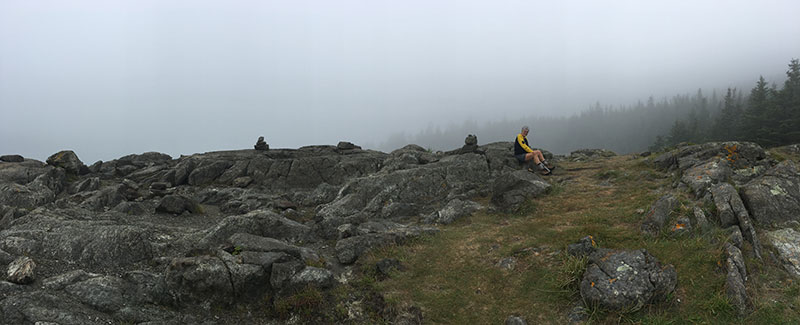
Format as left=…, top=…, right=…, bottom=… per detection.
left=533, top=150, right=545, bottom=163
left=525, top=152, right=541, bottom=164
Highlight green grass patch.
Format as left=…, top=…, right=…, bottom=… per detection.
left=361, top=155, right=800, bottom=324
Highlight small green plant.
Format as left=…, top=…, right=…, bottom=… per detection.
left=231, top=246, right=242, bottom=255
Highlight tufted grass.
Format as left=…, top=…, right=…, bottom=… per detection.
left=358, top=155, right=800, bottom=324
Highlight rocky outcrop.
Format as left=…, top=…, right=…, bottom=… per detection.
left=0, top=140, right=555, bottom=323
left=740, top=160, right=800, bottom=226
left=580, top=248, right=677, bottom=312
left=653, top=142, right=770, bottom=197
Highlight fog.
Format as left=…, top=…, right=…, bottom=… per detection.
left=2, top=0, right=799, bottom=163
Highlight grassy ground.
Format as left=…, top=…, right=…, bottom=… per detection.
left=356, top=154, right=800, bottom=324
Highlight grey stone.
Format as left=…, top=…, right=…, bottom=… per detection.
left=376, top=258, right=404, bottom=279
left=641, top=194, right=678, bottom=235
left=7, top=256, right=36, bottom=284
left=232, top=176, right=253, bottom=188
left=505, top=315, right=527, bottom=325
left=724, top=243, right=749, bottom=316
left=199, top=210, right=310, bottom=246
left=740, top=160, right=800, bottom=226
left=0, top=155, right=24, bottom=163
left=288, top=266, right=334, bottom=290
left=681, top=158, right=732, bottom=197
left=254, top=136, right=269, bottom=151
left=693, top=207, right=709, bottom=231
left=496, top=257, right=517, bottom=270
left=43, top=269, right=99, bottom=290
left=68, top=177, right=100, bottom=194
left=228, top=233, right=314, bottom=260
left=711, top=183, right=745, bottom=228
left=490, top=170, right=551, bottom=212
left=336, top=233, right=398, bottom=264
left=188, top=160, right=233, bottom=185
left=46, top=150, right=88, bottom=175
left=728, top=226, right=744, bottom=249
left=65, top=276, right=127, bottom=312
left=579, top=248, right=676, bottom=312
left=165, top=255, right=234, bottom=306
left=156, top=194, right=202, bottom=215
left=568, top=235, right=598, bottom=257
left=766, top=228, right=800, bottom=278
left=270, top=259, right=305, bottom=290
left=424, top=199, right=482, bottom=224
left=337, top=141, right=361, bottom=151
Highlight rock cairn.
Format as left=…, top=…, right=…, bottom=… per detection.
left=254, top=136, right=269, bottom=151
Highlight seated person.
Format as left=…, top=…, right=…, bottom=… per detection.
left=514, top=126, right=553, bottom=175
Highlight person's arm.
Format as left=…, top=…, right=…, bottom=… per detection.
left=516, top=134, right=534, bottom=153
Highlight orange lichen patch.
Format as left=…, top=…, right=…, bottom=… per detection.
left=717, top=260, right=722, bottom=267
left=589, top=235, right=596, bottom=247
left=673, top=223, right=685, bottom=230
left=591, top=282, right=595, bottom=287
left=697, top=175, right=702, bottom=180
left=609, top=278, right=617, bottom=284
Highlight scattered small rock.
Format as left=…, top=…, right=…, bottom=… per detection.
left=505, top=315, right=527, bottom=325
left=693, top=207, right=710, bottom=231
left=568, top=235, right=597, bottom=257
left=496, top=257, right=517, bottom=271
left=7, top=256, right=36, bottom=284
left=670, top=217, right=692, bottom=236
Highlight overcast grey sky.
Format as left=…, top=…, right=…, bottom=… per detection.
left=2, top=0, right=799, bottom=163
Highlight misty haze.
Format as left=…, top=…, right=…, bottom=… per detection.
left=2, top=1, right=800, bottom=324
left=2, top=1, right=799, bottom=162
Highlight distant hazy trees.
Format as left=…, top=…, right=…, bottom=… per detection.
left=380, top=58, right=799, bottom=154
left=657, top=58, right=800, bottom=150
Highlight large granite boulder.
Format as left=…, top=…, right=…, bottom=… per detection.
left=580, top=248, right=677, bottom=312
left=490, top=170, right=551, bottom=213
left=740, top=160, right=800, bottom=226
left=46, top=150, right=88, bottom=175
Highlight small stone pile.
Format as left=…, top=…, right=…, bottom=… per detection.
left=254, top=136, right=269, bottom=151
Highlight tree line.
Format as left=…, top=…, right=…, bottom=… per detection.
left=380, top=58, right=799, bottom=154
left=654, top=58, right=800, bottom=150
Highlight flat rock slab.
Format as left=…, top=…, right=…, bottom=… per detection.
left=741, top=160, right=800, bottom=226
left=766, top=228, right=800, bottom=277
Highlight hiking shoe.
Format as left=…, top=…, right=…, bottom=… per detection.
left=540, top=169, right=552, bottom=176
left=546, top=163, right=556, bottom=171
